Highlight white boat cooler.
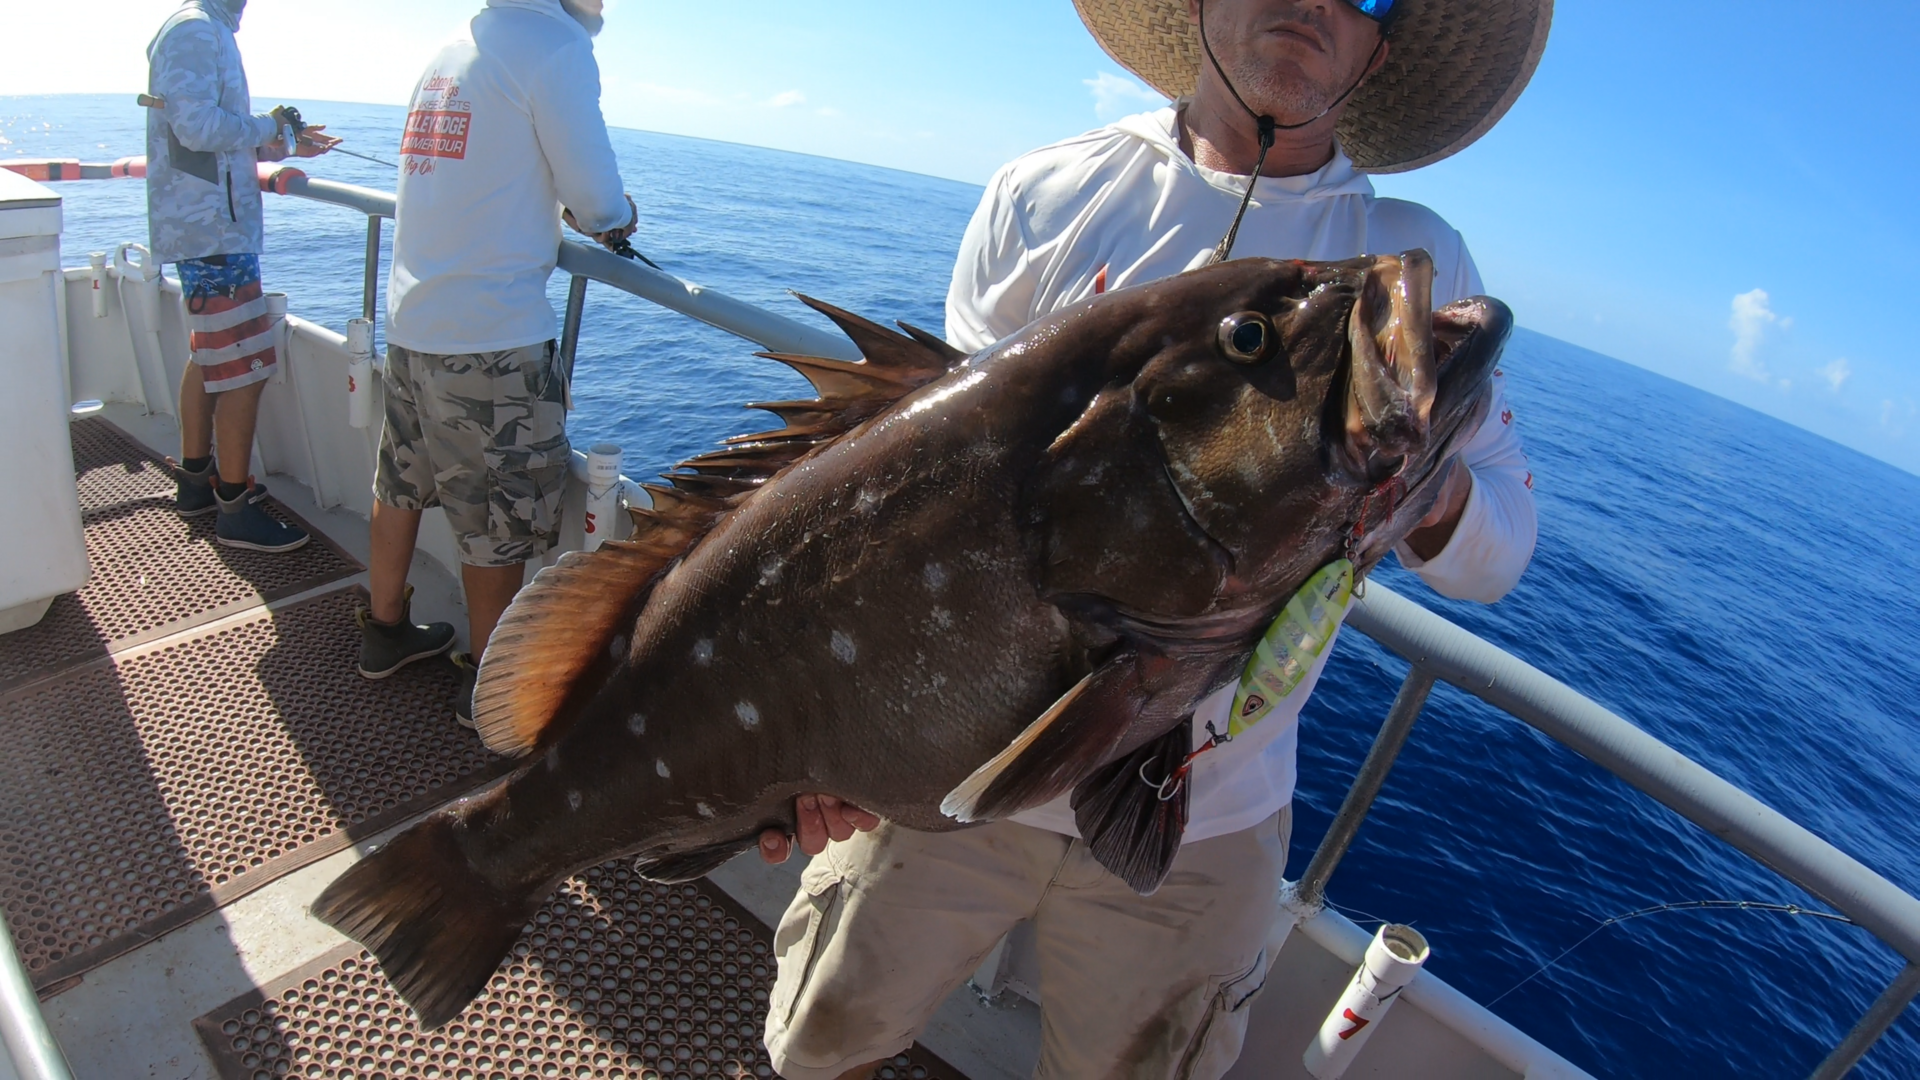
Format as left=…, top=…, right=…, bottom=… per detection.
left=0, top=169, right=90, bottom=633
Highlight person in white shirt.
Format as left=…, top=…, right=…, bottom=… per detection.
left=357, top=0, right=641, bottom=724
left=758, top=2, right=1550, bottom=1078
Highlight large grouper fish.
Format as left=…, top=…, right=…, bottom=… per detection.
left=315, top=251, right=1512, bottom=1027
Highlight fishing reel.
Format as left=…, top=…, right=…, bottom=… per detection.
left=271, top=105, right=306, bottom=155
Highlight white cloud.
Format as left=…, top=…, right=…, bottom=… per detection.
left=1084, top=72, right=1165, bottom=123
left=767, top=90, right=806, bottom=108
left=1820, top=358, right=1852, bottom=393
left=1728, top=288, right=1780, bottom=383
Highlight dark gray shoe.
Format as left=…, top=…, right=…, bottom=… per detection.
left=451, top=652, right=478, bottom=730
left=169, top=459, right=269, bottom=517
left=214, top=485, right=308, bottom=552
left=356, top=590, right=457, bottom=679
left=169, top=458, right=218, bottom=517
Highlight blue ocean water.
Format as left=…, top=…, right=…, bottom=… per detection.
left=8, top=94, right=1920, bottom=1079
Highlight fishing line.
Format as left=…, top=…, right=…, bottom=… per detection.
left=1196, top=0, right=1384, bottom=264
left=323, top=145, right=400, bottom=169
left=1485, top=900, right=1859, bottom=1008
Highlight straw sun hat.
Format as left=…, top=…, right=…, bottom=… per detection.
left=1072, top=0, right=1553, bottom=172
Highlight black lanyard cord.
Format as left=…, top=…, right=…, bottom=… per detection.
left=1196, top=0, right=1385, bottom=263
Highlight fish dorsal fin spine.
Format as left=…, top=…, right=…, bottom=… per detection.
left=471, top=295, right=968, bottom=758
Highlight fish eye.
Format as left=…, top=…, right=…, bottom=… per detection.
left=1217, top=312, right=1274, bottom=364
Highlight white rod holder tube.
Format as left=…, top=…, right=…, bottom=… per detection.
left=263, top=292, right=289, bottom=384
left=1303, top=924, right=1430, bottom=1079
left=584, top=443, right=623, bottom=551
left=346, top=318, right=375, bottom=429
left=87, top=252, right=107, bottom=318
left=112, top=243, right=172, bottom=419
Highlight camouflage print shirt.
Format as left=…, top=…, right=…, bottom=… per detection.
left=144, top=0, right=287, bottom=264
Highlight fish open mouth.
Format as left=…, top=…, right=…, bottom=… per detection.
left=1428, top=295, right=1511, bottom=447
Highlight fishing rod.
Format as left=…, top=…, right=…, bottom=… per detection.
left=137, top=95, right=657, bottom=264
left=606, top=232, right=662, bottom=271
left=274, top=106, right=399, bottom=169
left=135, top=96, right=398, bottom=168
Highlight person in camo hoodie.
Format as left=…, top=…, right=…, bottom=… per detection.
left=144, top=0, right=337, bottom=552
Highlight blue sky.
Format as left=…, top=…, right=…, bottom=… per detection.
left=4, top=0, right=1917, bottom=473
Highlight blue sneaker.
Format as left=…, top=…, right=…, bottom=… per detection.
left=214, top=485, right=309, bottom=553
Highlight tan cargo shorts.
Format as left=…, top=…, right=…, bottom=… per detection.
left=764, top=808, right=1292, bottom=1080
left=375, top=341, right=571, bottom=567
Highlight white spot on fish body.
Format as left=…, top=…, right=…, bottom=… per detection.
left=656, top=759, right=671, bottom=778
left=922, top=563, right=949, bottom=593
left=736, top=701, right=761, bottom=729
left=628, top=712, right=647, bottom=736
left=697, top=802, right=715, bottom=819
left=692, top=639, right=714, bottom=666
left=544, top=747, right=561, bottom=772
left=566, top=790, right=583, bottom=811
left=758, top=556, right=785, bottom=586
left=830, top=631, right=858, bottom=665
left=929, top=607, right=954, bottom=630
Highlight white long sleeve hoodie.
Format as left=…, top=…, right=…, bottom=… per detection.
left=387, top=0, right=631, bottom=354
left=946, top=104, right=1538, bottom=844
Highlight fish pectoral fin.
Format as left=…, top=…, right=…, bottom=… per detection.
left=940, top=651, right=1164, bottom=824
left=634, top=838, right=757, bottom=884
left=1070, top=719, right=1192, bottom=896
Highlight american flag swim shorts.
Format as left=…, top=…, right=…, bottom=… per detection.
left=177, top=253, right=279, bottom=393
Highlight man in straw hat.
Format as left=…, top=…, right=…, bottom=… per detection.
left=759, top=2, right=1548, bottom=1076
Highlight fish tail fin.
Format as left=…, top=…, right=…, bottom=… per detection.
left=311, top=816, right=535, bottom=1029
left=1071, top=719, right=1192, bottom=895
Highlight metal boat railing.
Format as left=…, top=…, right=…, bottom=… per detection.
left=0, top=910, right=72, bottom=1080
left=271, top=174, right=1918, bottom=1078
left=6, top=172, right=1912, bottom=1078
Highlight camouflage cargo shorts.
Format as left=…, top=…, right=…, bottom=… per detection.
left=375, top=341, right=571, bottom=567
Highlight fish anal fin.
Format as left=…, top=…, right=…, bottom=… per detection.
left=1071, top=720, right=1192, bottom=895
left=634, top=838, right=757, bottom=883
left=941, top=651, right=1167, bottom=823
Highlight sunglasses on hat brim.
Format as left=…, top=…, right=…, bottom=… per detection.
left=1346, top=0, right=1395, bottom=19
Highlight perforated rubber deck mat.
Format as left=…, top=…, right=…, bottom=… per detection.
left=0, top=418, right=360, bottom=689
left=1, top=587, right=510, bottom=990
left=194, top=865, right=964, bottom=1080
